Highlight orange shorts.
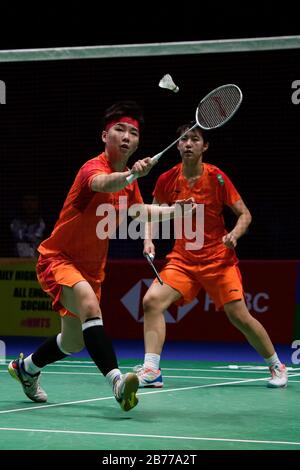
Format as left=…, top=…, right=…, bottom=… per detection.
left=36, top=255, right=101, bottom=318
left=158, top=257, right=243, bottom=309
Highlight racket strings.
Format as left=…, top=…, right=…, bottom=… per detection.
left=197, top=85, right=242, bottom=129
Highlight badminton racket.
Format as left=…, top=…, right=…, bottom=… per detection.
left=144, top=253, right=163, bottom=285
left=126, top=84, right=242, bottom=184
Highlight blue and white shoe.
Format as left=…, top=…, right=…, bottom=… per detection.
left=8, top=353, right=47, bottom=403
left=134, top=365, right=163, bottom=388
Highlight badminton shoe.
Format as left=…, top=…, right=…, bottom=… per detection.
left=113, top=373, right=139, bottom=412
left=8, top=353, right=47, bottom=402
left=134, top=365, right=163, bottom=388
left=267, top=363, right=288, bottom=388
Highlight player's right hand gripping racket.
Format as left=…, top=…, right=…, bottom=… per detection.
left=144, top=253, right=163, bottom=285
left=126, top=83, right=243, bottom=185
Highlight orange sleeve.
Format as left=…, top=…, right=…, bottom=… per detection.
left=152, top=174, right=172, bottom=204
left=129, top=181, right=144, bottom=205
left=221, top=171, right=241, bottom=206
left=79, top=160, right=108, bottom=191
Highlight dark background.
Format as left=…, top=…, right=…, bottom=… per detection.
left=1, top=5, right=299, bottom=260
left=0, top=3, right=299, bottom=49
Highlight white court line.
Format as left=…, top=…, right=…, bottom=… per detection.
left=212, top=366, right=300, bottom=372
left=0, top=374, right=293, bottom=415
left=1, top=369, right=300, bottom=382
left=0, top=395, right=115, bottom=414
left=0, top=370, right=256, bottom=380
left=0, top=370, right=276, bottom=381
left=1, top=361, right=300, bottom=374
left=1, top=362, right=298, bottom=375
left=1, top=365, right=300, bottom=378
left=0, top=357, right=95, bottom=366
left=3, top=358, right=300, bottom=369
left=0, top=426, right=299, bottom=447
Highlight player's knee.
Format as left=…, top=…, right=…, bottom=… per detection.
left=225, top=307, right=253, bottom=330
left=80, top=300, right=101, bottom=320
left=143, top=292, right=161, bottom=314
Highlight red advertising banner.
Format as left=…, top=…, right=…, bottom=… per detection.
left=0, top=258, right=298, bottom=343
left=101, top=260, right=299, bottom=343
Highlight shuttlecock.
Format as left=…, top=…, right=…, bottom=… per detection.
left=158, top=74, right=179, bottom=93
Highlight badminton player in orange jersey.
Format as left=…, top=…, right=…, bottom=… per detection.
left=8, top=102, right=195, bottom=412
left=136, top=122, right=288, bottom=389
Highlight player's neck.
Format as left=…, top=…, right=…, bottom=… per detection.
left=105, top=152, right=128, bottom=172
left=182, top=161, right=204, bottom=179
left=110, top=160, right=127, bottom=172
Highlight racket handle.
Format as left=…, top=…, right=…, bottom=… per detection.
left=125, top=152, right=163, bottom=185
left=151, top=152, right=163, bottom=164
left=125, top=173, right=138, bottom=184
left=144, top=253, right=163, bottom=285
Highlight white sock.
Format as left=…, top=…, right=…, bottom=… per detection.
left=144, top=353, right=160, bottom=370
left=106, top=368, right=122, bottom=390
left=23, top=354, right=42, bottom=376
left=264, top=352, right=281, bottom=368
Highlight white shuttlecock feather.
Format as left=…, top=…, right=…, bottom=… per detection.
left=158, top=74, right=179, bottom=93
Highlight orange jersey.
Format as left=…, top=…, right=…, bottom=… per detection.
left=153, top=162, right=241, bottom=264
left=38, top=152, right=143, bottom=282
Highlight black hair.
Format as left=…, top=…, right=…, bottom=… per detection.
left=102, top=100, right=144, bottom=131
left=176, top=121, right=208, bottom=143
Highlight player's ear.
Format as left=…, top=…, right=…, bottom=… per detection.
left=203, top=142, right=209, bottom=152
left=101, top=130, right=107, bottom=143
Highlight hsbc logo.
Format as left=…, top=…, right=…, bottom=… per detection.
left=204, top=291, right=269, bottom=313
left=121, top=279, right=270, bottom=321
left=121, top=279, right=199, bottom=323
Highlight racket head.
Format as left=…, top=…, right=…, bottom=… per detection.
left=195, top=84, right=243, bottom=130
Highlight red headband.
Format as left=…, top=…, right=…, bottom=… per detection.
left=105, top=116, right=140, bottom=132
